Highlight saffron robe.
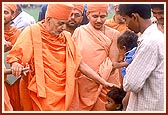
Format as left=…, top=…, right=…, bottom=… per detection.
left=4, top=26, right=21, bottom=45
left=4, top=26, right=21, bottom=110
left=4, top=67, right=13, bottom=111
left=68, top=23, right=121, bottom=110
left=7, top=21, right=81, bottom=111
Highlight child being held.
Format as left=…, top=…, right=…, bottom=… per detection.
left=105, top=86, right=126, bottom=111
left=113, top=30, right=138, bottom=78
left=112, top=30, right=138, bottom=111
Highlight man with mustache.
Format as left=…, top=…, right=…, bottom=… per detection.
left=66, top=4, right=89, bottom=34
left=119, top=4, right=164, bottom=111
left=68, top=4, right=122, bottom=111
left=151, top=4, right=164, bottom=33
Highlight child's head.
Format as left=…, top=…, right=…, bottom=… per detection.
left=117, top=30, right=138, bottom=56
left=105, top=86, right=126, bottom=111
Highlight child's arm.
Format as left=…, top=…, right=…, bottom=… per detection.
left=112, top=61, right=129, bottom=69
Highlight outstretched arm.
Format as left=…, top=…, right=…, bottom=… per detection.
left=112, top=61, right=129, bottom=69
left=78, top=60, right=118, bottom=89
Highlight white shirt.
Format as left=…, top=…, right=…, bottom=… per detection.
left=11, top=11, right=36, bottom=30
left=123, top=24, right=165, bottom=111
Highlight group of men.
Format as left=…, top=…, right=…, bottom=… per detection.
left=3, top=3, right=164, bottom=111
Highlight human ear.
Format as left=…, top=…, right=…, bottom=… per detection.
left=131, top=13, right=139, bottom=21
left=116, top=104, right=121, bottom=110
left=86, top=12, right=90, bottom=20
left=122, top=46, right=126, bottom=51
left=80, top=16, right=84, bottom=23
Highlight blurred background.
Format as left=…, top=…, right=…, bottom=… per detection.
left=20, top=4, right=115, bottom=22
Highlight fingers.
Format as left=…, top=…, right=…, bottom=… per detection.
left=11, top=62, right=24, bottom=77
left=105, top=82, right=121, bottom=90
left=22, top=63, right=30, bottom=76
left=11, top=65, right=23, bottom=77
left=23, top=71, right=27, bottom=76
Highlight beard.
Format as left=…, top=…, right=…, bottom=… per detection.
left=93, top=22, right=103, bottom=30
left=67, top=20, right=79, bottom=29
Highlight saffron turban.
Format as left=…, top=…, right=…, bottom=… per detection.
left=4, top=4, right=17, bottom=13
left=73, top=4, right=84, bottom=13
left=87, top=4, right=108, bottom=12
left=46, top=4, right=73, bottom=20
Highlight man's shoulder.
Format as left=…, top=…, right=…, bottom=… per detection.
left=105, top=25, right=120, bottom=34
left=105, top=25, right=120, bottom=33
left=78, top=24, right=87, bottom=29
left=21, top=23, right=40, bottom=34
left=74, top=24, right=87, bottom=33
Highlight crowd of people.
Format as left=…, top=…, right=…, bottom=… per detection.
left=3, top=3, right=165, bottom=112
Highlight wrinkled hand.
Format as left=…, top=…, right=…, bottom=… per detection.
left=21, top=63, right=30, bottom=81
left=22, top=63, right=30, bottom=76
left=11, top=62, right=30, bottom=77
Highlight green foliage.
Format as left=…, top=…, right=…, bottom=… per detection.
left=107, top=12, right=114, bottom=19
left=22, top=7, right=40, bottom=22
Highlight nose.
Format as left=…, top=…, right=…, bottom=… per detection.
left=96, top=17, right=101, bottom=22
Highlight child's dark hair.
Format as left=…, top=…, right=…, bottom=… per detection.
left=107, top=86, right=126, bottom=110
left=117, top=30, right=138, bottom=52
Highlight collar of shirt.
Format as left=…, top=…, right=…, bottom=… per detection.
left=12, top=12, right=23, bottom=24
left=137, top=23, right=158, bottom=46
left=124, top=47, right=137, bottom=56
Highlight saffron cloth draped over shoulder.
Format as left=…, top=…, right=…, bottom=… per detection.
left=4, top=27, right=21, bottom=45
left=6, top=21, right=81, bottom=110
left=68, top=23, right=121, bottom=111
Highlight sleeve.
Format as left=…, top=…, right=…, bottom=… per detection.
left=125, top=47, right=137, bottom=64
left=6, top=26, right=33, bottom=65
left=123, top=41, right=158, bottom=93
